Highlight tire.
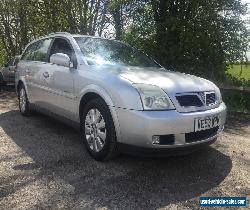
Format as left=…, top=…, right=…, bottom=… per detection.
left=80, top=98, right=119, bottom=161
left=18, top=84, right=32, bottom=116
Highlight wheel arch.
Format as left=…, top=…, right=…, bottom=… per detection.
left=16, top=79, right=30, bottom=98
left=78, top=85, right=122, bottom=143
left=79, top=92, right=105, bottom=115
left=17, top=80, right=24, bottom=91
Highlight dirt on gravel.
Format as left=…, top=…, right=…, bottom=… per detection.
left=0, top=88, right=249, bottom=210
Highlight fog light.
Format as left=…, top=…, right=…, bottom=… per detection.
left=152, top=135, right=160, bottom=144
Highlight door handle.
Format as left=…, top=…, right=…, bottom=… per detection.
left=43, top=72, right=50, bottom=78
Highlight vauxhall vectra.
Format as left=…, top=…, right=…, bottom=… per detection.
left=16, top=32, right=226, bottom=160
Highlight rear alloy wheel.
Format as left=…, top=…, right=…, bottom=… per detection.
left=81, top=98, right=118, bottom=161
left=18, top=84, right=31, bottom=116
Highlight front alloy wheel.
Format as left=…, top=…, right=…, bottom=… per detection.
left=85, top=108, right=106, bottom=152
left=81, top=98, right=118, bottom=161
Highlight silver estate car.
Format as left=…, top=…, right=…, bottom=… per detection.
left=16, top=32, right=226, bottom=160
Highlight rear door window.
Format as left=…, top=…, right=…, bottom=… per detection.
left=22, top=42, right=38, bottom=61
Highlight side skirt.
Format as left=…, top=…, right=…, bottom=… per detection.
left=29, top=103, right=80, bottom=130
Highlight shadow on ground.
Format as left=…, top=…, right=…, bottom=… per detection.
left=0, top=86, right=17, bottom=110
left=0, top=108, right=232, bottom=209
left=0, top=85, right=15, bottom=92
left=224, top=112, right=250, bottom=137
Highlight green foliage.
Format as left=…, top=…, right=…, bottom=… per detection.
left=122, top=0, right=250, bottom=80
left=0, top=41, right=7, bottom=66
left=213, top=74, right=250, bottom=88
left=227, top=64, right=250, bottom=80
left=0, top=0, right=249, bottom=81
left=222, top=90, right=250, bottom=112
left=122, top=3, right=156, bottom=55
left=0, top=0, right=110, bottom=64
left=213, top=64, right=250, bottom=87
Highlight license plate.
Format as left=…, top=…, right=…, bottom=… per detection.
left=194, top=115, right=220, bottom=132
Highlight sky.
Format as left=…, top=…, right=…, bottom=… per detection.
left=243, top=0, right=250, bottom=19
left=243, top=0, right=250, bottom=5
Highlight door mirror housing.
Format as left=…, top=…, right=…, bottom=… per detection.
left=50, top=53, right=72, bottom=68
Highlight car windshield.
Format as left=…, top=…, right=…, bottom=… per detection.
left=74, top=37, right=160, bottom=68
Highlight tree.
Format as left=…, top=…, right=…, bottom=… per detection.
left=0, top=0, right=249, bottom=81
left=0, top=0, right=112, bottom=64
left=123, top=0, right=250, bottom=79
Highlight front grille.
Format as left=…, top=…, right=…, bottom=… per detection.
left=206, top=93, right=216, bottom=106
left=185, top=126, right=219, bottom=143
left=176, top=95, right=203, bottom=107
left=176, top=92, right=216, bottom=108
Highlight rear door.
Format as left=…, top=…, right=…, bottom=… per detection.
left=18, top=42, right=39, bottom=101
left=30, top=38, right=53, bottom=105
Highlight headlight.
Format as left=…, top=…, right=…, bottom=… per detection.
left=134, top=84, right=175, bottom=110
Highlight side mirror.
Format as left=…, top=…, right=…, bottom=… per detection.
left=50, top=53, right=72, bottom=68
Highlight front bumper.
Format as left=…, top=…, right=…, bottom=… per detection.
left=118, top=138, right=217, bottom=157
left=115, top=102, right=226, bottom=148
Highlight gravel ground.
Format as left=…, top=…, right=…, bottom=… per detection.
left=0, top=87, right=249, bottom=210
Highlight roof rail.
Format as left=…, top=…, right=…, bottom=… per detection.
left=48, top=32, right=72, bottom=36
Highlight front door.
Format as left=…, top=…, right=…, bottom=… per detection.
left=43, top=37, right=78, bottom=121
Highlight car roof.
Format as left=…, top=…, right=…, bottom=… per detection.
left=30, top=32, right=116, bottom=44
left=23, top=32, right=125, bottom=54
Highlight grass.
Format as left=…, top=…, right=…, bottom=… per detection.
left=227, top=64, right=250, bottom=80
left=218, top=64, right=250, bottom=87
left=211, top=64, right=250, bottom=113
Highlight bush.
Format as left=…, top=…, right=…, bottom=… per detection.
left=222, top=89, right=250, bottom=113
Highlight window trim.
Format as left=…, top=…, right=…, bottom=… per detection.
left=49, top=36, right=78, bottom=69
left=21, top=42, right=37, bottom=61
left=21, top=38, right=53, bottom=62
left=74, top=36, right=160, bottom=68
